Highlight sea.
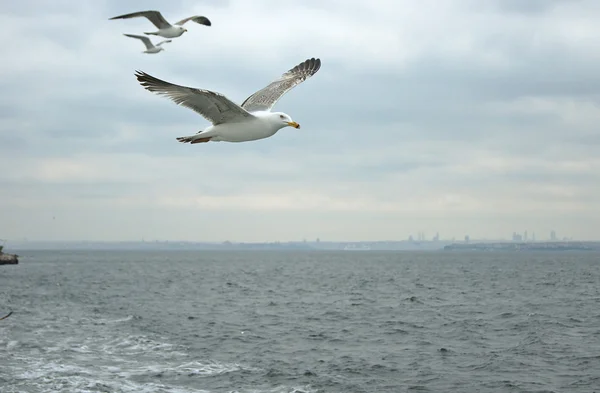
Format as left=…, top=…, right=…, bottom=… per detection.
left=0, top=250, right=599, bottom=393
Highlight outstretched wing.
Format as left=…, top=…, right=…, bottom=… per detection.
left=0, top=311, right=12, bottom=321
left=135, top=71, right=255, bottom=125
left=241, top=58, right=321, bottom=112
left=123, top=34, right=154, bottom=50
left=110, top=10, right=172, bottom=29
left=175, top=15, right=212, bottom=26
left=156, top=39, right=172, bottom=47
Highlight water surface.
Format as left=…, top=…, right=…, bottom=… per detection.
left=1, top=250, right=599, bottom=392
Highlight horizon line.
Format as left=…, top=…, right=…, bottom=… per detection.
left=3, top=238, right=597, bottom=244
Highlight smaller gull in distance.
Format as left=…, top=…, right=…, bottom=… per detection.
left=123, top=34, right=172, bottom=54
left=134, top=58, right=322, bottom=144
left=109, top=10, right=211, bottom=38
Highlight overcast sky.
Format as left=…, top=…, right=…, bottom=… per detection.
left=1, top=0, right=599, bottom=242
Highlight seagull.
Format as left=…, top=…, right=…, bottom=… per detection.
left=109, top=10, right=211, bottom=39
left=134, top=58, right=322, bottom=144
left=123, top=33, right=171, bottom=54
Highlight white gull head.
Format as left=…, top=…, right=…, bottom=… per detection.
left=257, top=111, right=301, bottom=131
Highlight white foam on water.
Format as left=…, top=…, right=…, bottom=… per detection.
left=175, top=360, right=258, bottom=377
left=92, top=314, right=136, bottom=325
left=6, top=340, right=19, bottom=350
left=69, top=344, right=92, bottom=354
left=15, top=361, right=93, bottom=380
left=111, top=359, right=257, bottom=379
left=228, top=386, right=318, bottom=393
left=6, top=373, right=212, bottom=393
left=3, top=329, right=262, bottom=393
left=6, top=352, right=253, bottom=393
left=100, top=334, right=183, bottom=356
left=2, top=315, right=307, bottom=393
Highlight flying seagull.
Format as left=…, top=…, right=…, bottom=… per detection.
left=109, top=10, right=211, bottom=39
left=123, top=34, right=171, bottom=54
left=135, top=58, right=322, bottom=144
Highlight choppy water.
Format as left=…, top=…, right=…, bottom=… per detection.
left=1, top=250, right=599, bottom=392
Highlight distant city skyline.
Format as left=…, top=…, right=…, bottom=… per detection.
left=5, top=237, right=599, bottom=253
left=3, top=228, right=587, bottom=245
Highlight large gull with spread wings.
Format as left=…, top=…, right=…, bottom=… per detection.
left=135, top=58, right=322, bottom=144
left=110, top=10, right=211, bottom=39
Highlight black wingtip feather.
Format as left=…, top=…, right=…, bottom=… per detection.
left=134, top=70, right=147, bottom=81
left=135, top=70, right=157, bottom=82
left=134, top=70, right=175, bottom=94
left=291, top=57, right=322, bottom=76
left=134, top=70, right=157, bottom=89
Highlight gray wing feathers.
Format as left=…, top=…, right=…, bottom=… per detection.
left=241, top=58, right=321, bottom=112
left=123, top=34, right=154, bottom=49
left=110, top=10, right=172, bottom=29
left=175, top=15, right=212, bottom=26
left=135, top=71, right=254, bottom=125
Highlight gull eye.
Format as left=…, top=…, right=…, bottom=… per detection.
left=279, top=115, right=285, bottom=119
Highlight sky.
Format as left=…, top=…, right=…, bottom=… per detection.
left=1, top=0, right=599, bottom=243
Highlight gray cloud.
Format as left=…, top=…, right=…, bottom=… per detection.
left=1, top=0, right=599, bottom=242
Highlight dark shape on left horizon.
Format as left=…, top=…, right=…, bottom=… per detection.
left=0, top=311, right=12, bottom=321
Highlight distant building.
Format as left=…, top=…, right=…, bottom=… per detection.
left=550, top=230, right=556, bottom=241
left=464, top=235, right=470, bottom=243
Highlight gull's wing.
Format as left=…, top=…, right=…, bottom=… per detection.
left=109, top=10, right=172, bottom=29
left=155, top=39, right=172, bottom=47
left=135, top=71, right=255, bottom=125
left=0, top=311, right=12, bottom=321
left=123, top=34, right=155, bottom=50
left=175, top=16, right=212, bottom=26
left=241, top=58, right=321, bottom=112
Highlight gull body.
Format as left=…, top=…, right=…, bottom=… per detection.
left=109, top=10, right=211, bottom=39
left=182, top=111, right=298, bottom=143
left=134, top=58, right=322, bottom=145
left=148, top=25, right=187, bottom=39
left=123, top=34, right=171, bottom=54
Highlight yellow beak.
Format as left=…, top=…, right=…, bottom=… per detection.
left=287, top=121, right=300, bottom=129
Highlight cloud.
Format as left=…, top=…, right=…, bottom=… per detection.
left=1, top=0, right=599, bottom=242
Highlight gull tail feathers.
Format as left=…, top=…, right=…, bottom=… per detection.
left=176, top=135, right=195, bottom=143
